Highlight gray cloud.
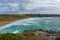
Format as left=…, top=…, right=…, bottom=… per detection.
left=0, top=0, right=60, bottom=14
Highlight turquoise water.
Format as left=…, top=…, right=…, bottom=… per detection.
left=0, top=17, right=60, bottom=34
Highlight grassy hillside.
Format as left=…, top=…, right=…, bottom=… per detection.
left=0, top=30, right=36, bottom=40
left=0, top=30, right=60, bottom=40
left=0, top=14, right=32, bottom=25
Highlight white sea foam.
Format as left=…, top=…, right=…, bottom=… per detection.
left=13, top=30, right=19, bottom=34
left=45, top=20, right=51, bottom=23
left=22, top=23, right=31, bottom=26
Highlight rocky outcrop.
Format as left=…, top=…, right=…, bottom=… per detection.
left=34, top=31, right=56, bottom=40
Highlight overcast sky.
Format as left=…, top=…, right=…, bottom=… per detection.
left=0, top=0, right=60, bottom=14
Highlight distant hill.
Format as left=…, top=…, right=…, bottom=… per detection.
left=25, top=14, right=60, bottom=17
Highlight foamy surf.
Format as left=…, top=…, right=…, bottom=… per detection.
left=0, top=17, right=38, bottom=30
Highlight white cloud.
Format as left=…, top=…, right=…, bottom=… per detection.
left=26, top=0, right=60, bottom=10
left=7, top=3, right=19, bottom=11
left=0, top=0, right=60, bottom=14
left=8, top=3, right=19, bottom=8
left=0, top=3, right=20, bottom=12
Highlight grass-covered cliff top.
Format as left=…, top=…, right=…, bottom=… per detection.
left=0, top=30, right=60, bottom=40
left=0, top=14, right=32, bottom=25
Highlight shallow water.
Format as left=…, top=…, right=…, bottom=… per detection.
left=0, top=17, right=60, bottom=34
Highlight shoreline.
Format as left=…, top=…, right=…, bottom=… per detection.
left=0, top=17, right=60, bottom=33
left=0, top=17, right=37, bottom=27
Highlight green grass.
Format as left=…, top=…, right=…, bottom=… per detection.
left=0, top=30, right=36, bottom=40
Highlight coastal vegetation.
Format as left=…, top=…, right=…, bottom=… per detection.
left=0, top=14, right=32, bottom=25
left=0, top=30, right=60, bottom=40
left=0, top=30, right=36, bottom=40
left=56, top=33, right=60, bottom=40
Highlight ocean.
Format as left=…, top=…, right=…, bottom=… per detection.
left=0, top=17, right=60, bottom=34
